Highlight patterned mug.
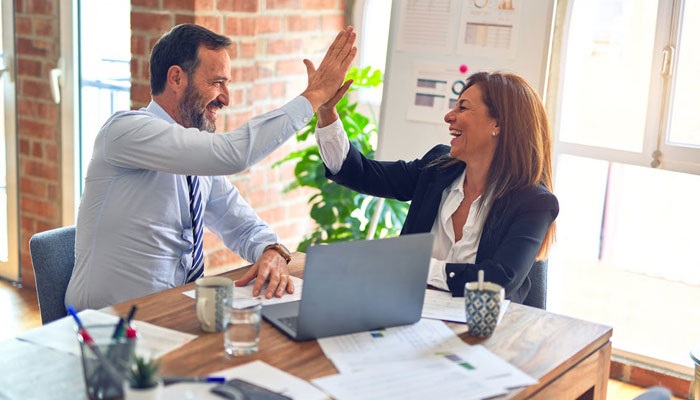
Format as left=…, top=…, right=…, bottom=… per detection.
left=464, top=280, right=505, bottom=338
left=195, top=277, right=233, bottom=332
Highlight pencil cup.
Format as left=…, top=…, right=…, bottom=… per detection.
left=78, top=324, right=136, bottom=400
left=224, top=301, right=262, bottom=356
left=195, top=277, right=234, bottom=332
left=464, top=281, right=505, bottom=338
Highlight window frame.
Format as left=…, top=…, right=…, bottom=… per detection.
left=549, top=0, right=700, bottom=176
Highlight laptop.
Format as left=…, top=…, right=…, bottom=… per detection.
left=262, top=233, right=434, bottom=341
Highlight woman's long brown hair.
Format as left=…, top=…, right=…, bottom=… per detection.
left=434, top=72, right=556, bottom=259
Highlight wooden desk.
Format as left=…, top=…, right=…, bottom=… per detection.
left=104, top=253, right=612, bottom=400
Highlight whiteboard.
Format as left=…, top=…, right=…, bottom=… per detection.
left=376, top=0, right=556, bottom=160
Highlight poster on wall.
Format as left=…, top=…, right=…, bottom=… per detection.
left=456, top=0, right=522, bottom=58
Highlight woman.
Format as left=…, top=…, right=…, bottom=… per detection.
left=315, top=71, right=558, bottom=305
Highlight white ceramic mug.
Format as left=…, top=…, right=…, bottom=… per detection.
left=195, top=277, right=233, bottom=333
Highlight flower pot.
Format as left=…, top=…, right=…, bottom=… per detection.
left=122, top=379, right=164, bottom=400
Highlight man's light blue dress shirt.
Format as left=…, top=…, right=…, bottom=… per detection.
left=65, top=97, right=312, bottom=310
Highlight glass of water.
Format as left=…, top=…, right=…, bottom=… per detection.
left=224, top=301, right=262, bottom=356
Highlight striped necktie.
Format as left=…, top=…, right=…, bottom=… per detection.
left=186, top=175, right=204, bottom=283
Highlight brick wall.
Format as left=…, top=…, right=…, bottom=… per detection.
left=16, top=0, right=347, bottom=285
left=16, top=0, right=62, bottom=287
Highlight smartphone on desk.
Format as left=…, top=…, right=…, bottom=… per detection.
left=210, top=378, right=293, bottom=400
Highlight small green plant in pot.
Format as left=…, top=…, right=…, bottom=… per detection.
left=274, top=66, right=409, bottom=251
left=123, top=355, right=163, bottom=400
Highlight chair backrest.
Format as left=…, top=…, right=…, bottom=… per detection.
left=631, top=386, right=672, bottom=400
left=29, top=225, right=76, bottom=324
left=523, top=259, right=548, bottom=310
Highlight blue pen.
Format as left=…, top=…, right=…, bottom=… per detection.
left=66, top=305, right=125, bottom=383
left=162, top=376, right=226, bottom=385
left=126, top=305, right=138, bottom=324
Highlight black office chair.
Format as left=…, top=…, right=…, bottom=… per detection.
left=29, top=225, right=76, bottom=324
left=523, top=260, right=548, bottom=310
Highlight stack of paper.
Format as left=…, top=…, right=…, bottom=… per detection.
left=312, top=318, right=536, bottom=400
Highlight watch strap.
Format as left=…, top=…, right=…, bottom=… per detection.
left=264, top=243, right=291, bottom=264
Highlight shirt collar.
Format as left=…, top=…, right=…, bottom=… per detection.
left=447, top=168, right=467, bottom=196
left=145, top=100, right=177, bottom=124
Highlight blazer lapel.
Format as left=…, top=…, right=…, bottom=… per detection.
left=403, top=163, right=465, bottom=234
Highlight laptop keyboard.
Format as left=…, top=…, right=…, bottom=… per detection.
left=279, top=316, right=298, bottom=332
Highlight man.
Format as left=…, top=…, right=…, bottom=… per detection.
left=65, top=24, right=356, bottom=310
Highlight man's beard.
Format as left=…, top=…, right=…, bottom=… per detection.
left=178, top=83, right=219, bottom=133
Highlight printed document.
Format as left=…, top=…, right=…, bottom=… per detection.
left=183, top=276, right=303, bottom=308
left=422, top=289, right=510, bottom=324
left=313, top=357, right=506, bottom=400
left=318, top=318, right=470, bottom=373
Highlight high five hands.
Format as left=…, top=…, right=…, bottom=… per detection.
left=301, top=26, right=357, bottom=113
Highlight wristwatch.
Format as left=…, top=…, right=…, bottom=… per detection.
left=264, top=243, right=291, bottom=264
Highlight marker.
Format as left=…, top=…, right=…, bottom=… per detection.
left=125, top=325, right=137, bottom=339
left=162, top=376, right=226, bottom=385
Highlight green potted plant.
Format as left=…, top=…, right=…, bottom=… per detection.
left=123, top=355, right=163, bottom=400
left=274, top=66, right=409, bottom=251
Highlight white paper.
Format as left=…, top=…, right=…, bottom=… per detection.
left=312, top=357, right=506, bottom=400
left=422, top=289, right=510, bottom=325
left=456, top=0, right=521, bottom=58
left=407, top=62, right=474, bottom=124
left=317, top=318, right=471, bottom=373
left=183, top=276, right=303, bottom=308
left=312, top=344, right=535, bottom=400
left=396, top=0, right=453, bottom=53
left=162, top=360, right=328, bottom=400
left=422, top=289, right=468, bottom=322
left=16, top=309, right=196, bottom=359
left=445, top=345, right=537, bottom=389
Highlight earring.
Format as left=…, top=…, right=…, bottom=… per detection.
left=491, top=131, right=497, bottom=137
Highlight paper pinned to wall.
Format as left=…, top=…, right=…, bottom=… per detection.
left=396, top=0, right=454, bottom=53
left=407, top=62, right=475, bottom=123
left=457, top=0, right=522, bottom=58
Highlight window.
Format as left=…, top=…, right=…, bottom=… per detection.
left=353, top=0, right=393, bottom=105
left=547, top=0, right=699, bottom=371
left=77, top=1, right=131, bottom=192
left=59, top=0, right=131, bottom=220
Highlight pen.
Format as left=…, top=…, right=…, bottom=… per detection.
left=111, top=317, right=125, bottom=339
left=162, top=376, right=226, bottom=385
left=126, top=304, right=138, bottom=323
left=66, top=305, right=125, bottom=383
